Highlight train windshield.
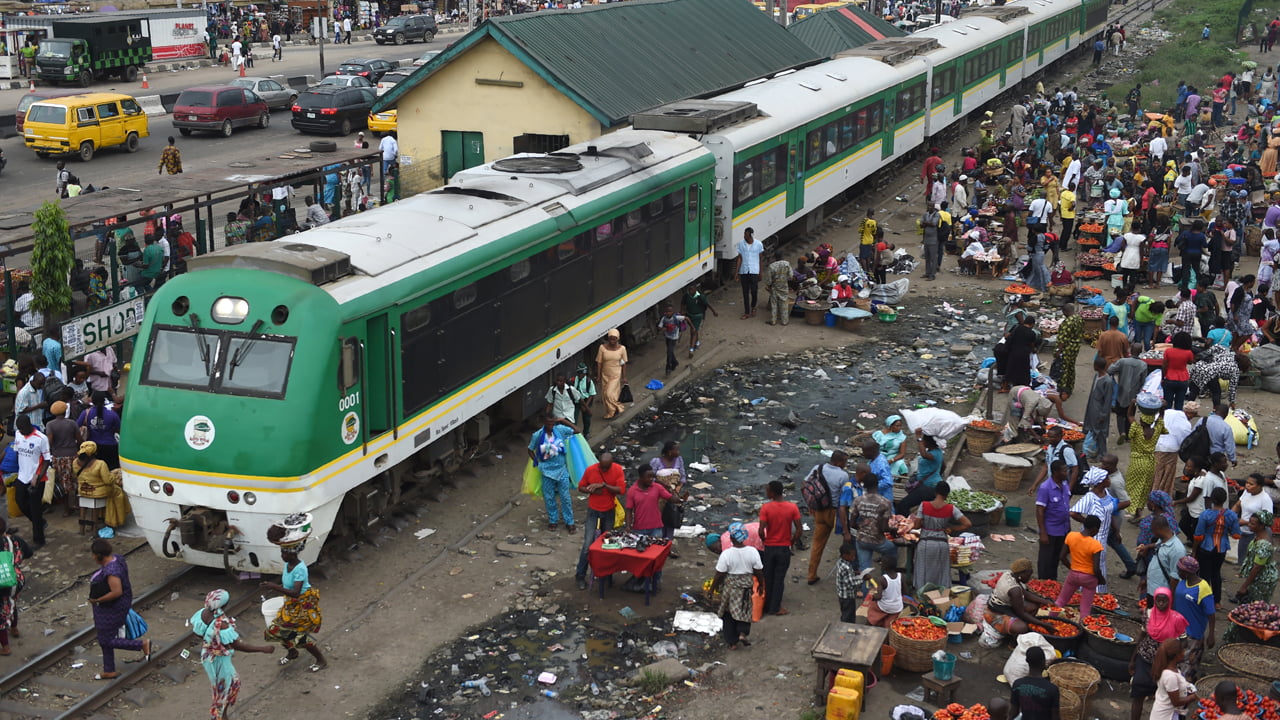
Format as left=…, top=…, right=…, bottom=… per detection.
left=141, top=328, right=216, bottom=389
left=220, top=336, right=294, bottom=396
left=140, top=326, right=295, bottom=399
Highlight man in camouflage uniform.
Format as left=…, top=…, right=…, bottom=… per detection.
left=764, top=250, right=793, bottom=326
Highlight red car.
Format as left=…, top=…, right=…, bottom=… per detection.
left=171, top=85, right=270, bottom=138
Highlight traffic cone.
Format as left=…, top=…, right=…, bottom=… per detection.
left=239, top=61, right=246, bottom=78
left=28, top=79, right=35, bottom=93
left=141, top=73, right=149, bottom=90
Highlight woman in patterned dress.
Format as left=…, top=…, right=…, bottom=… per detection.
left=1126, top=395, right=1165, bottom=520
left=1225, top=512, right=1278, bottom=643
left=261, top=545, right=327, bottom=671
left=1052, top=304, right=1084, bottom=399
left=88, top=539, right=150, bottom=680
left=191, top=589, right=274, bottom=720
left=0, top=517, right=25, bottom=655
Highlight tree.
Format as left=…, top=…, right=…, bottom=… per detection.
left=30, top=200, right=74, bottom=323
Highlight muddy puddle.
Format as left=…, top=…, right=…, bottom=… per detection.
left=369, top=602, right=720, bottom=720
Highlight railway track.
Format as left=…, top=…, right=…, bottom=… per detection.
left=0, top=566, right=254, bottom=720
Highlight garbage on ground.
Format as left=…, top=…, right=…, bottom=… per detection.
left=673, top=610, right=723, bottom=636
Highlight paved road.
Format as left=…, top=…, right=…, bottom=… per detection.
left=0, top=34, right=454, bottom=213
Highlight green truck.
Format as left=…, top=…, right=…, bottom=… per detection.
left=35, top=18, right=153, bottom=88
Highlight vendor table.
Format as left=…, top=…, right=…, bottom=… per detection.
left=587, top=535, right=670, bottom=606
left=810, top=621, right=888, bottom=702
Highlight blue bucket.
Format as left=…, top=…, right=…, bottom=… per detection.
left=824, top=312, right=837, bottom=327
left=933, top=652, right=957, bottom=681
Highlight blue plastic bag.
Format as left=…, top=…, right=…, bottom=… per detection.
left=645, top=380, right=664, bottom=391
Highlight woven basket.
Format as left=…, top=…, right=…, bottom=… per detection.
left=887, top=625, right=946, bottom=672
left=1048, top=661, right=1100, bottom=711
left=993, top=465, right=1023, bottom=491
left=1195, top=674, right=1272, bottom=699
left=984, top=492, right=1007, bottom=526
left=1218, top=642, right=1280, bottom=682
left=1059, top=688, right=1082, bottom=720
left=964, top=425, right=1001, bottom=455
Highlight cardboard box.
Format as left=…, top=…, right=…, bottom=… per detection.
left=946, top=622, right=978, bottom=635
left=924, top=589, right=951, bottom=606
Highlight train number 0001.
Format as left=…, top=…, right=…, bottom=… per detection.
left=338, top=392, right=360, bottom=412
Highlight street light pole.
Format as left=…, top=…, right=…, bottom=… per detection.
left=318, top=1, right=327, bottom=76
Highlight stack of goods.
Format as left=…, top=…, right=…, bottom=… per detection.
left=948, top=534, right=983, bottom=565
left=888, top=617, right=948, bottom=671
left=931, top=704, right=991, bottom=720
left=890, top=514, right=920, bottom=542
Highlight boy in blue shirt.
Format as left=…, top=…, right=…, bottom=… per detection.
left=1192, top=486, right=1238, bottom=602
left=1173, top=555, right=1215, bottom=682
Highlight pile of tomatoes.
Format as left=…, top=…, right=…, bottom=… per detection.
left=1028, top=579, right=1061, bottom=598
left=1199, top=689, right=1280, bottom=720
left=892, top=617, right=947, bottom=642
left=969, top=419, right=1001, bottom=431
left=1005, top=283, right=1038, bottom=295
left=1063, top=592, right=1118, bottom=610
left=1032, top=618, right=1080, bottom=638
left=1081, top=615, right=1119, bottom=640
left=933, top=703, right=991, bottom=720
left=1061, top=429, right=1086, bottom=442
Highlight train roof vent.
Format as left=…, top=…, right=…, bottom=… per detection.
left=187, top=241, right=353, bottom=286
left=632, top=100, right=759, bottom=134
left=964, top=5, right=1030, bottom=20
left=491, top=153, right=583, bottom=174
left=435, top=186, right=523, bottom=203
left=837, top=37, right=939, bottom=64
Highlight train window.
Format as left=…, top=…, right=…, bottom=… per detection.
left=453, top=284, right=478, bottom=310
left=647, top=198, right=665, bottom=218
left=625, top=210, right=643, bottom=229
left=403, top=303, right=431, bottom=332
left=498, top=278, right=547, bottom=358
left=735, top=162, right=756, bottom=205
left=839, top=115, right=855, bottom=150
left=1006, top=38, right=1020, bottom=65
left=509, top=258, right=532, bottom=284
left=932, top=66, right=956, bottom=100
left=140, top=327, right=217, bottom=390
left=339, top=337, right=360, bottom=390
left=760, top=150, right=779, bottom=189
left=896, top=82, right=926, bottom=118
left=686, top=183, right=699, bottom=223
left=549, top=257, right=592, bottom=326
left=221, top=335, right=295, bottom=398
left=806, top=130, right=822, bottom=168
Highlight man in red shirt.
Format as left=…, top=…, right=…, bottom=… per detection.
left=758, top=480, right=803, bottom=616
left=921, top=147, right=943, bottom=185
left=575, top=452, right=626, bottom=590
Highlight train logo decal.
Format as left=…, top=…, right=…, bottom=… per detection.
left=341, top=412, right=360, bottom=445
left=184, top=415, right=216, bottom=451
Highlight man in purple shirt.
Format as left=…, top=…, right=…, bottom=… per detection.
left=1036, top=459, right=1072, bottom=581
left=76, top=391, right=121, bottom=470
left=1263, top=202, right=1280, bottom=233
left=1185, top=92, right=1200, bottom=120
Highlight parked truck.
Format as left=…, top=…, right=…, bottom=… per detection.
left=35, top=18, right=153, bottom=88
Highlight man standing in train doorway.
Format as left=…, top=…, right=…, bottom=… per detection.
left=735, top=228, right=764, bottom=319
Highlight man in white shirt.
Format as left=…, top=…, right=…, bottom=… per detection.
left=1172, top=166, right=1195, bottom=207
left=1185, top=181, right=1213, bottom=216
left=81, top=346, right=116, bottom=394
left=304, top=195, right=330, bottom=227
left=13, top=284, right=41, bottom=329
left=379, top=131, right=398, bottom=175
left=1062, top=153, right=1082, bottom=193
left=14, top=372, right=46, bottom=431
left=231, top=38, right=243, bottom=67
left=1153, top=400, right=1198, bottom=500
left=1149, top=135, right=1168, bottom=164
left=951, top=176, right=968, bottom=209
left=735, top=227, right=765, bottom=319
left=272, top=33, right=282, bottom=61
left=1027, top=195, right=1053, bottom=235
left=13, top=415, right=51, bottom=547
left=342, top=16, right=353, bottom=44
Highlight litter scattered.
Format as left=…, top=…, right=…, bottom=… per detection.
left=414, top=528, right=438, bottom=540
left=673, top=610, right=723, bottom=636
left=672, top=524, right=706, bottom=538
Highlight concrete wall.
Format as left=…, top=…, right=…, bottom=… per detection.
left=395, top=37, right=604, bottom=194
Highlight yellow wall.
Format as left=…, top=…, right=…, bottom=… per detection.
left=395, top=37, right=605, bottom=194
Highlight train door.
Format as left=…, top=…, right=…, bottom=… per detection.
left=881, top=96, right=895, bottom=160
left=363, top=314, right=394, bottom=440
left=685, top=181, right=709, bottom=255
left=785, top=135, right=805, bottom=216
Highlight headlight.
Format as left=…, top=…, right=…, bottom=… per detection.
left=64, top=68, right=73, bottom=75
left=212, top=296, right=250, bottom=324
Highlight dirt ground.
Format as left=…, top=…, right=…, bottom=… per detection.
left=8, top=18, right=1280, bottom=720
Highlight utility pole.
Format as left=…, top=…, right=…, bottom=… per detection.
left=317, top=1, right=327, bottom=76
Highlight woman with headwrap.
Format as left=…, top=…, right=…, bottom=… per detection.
left=1129, top=587, right=1189, bottom=720
left=981, top=557, right=1054, bottom=642
left=1052, top=304, right=1083, bottom=399
left=913, top=481, right=971, bottom=590
left=261, top=543, right=328, bottom=671
left=74, top=442, right=131, bottom=528
left=1226, top=511, right=1278, bottom=642
left=1126, top=394, right=1165, bottom=522
left=1048, top=261, right=1074, bottom=298
left=594, top=330, right=628, bottom=420
left=1105, top=187, right=1129, bottom=238
left=707, top=523, right=764, bottom=650
left=191, top=589, right=274, bottom=719
left=870, top=416, right=909, bottom=477
left=88, top=539, right=148, bottom=680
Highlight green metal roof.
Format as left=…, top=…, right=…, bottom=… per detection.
left=374, top=0, right=823, bottom=126
left=786, top=5, right=907, bottom=58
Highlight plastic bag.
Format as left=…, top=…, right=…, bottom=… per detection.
left=614, top=497, right=626, bottom=528
left=900, top=407, right=973, bottom=440
left=1003, top=632, right=1057, bottom=685
left=565, top=434, right=599, bottom=485
left=870, top=278, right=910, bottom=304
left=521, top=460, right=543, bottom=497
left=751, top=577, right=765, bottom=622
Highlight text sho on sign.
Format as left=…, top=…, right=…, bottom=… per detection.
left=61, top=297, right=148, bottom=359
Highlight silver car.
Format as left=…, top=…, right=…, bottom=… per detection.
left=315, top=75, right=374, bottom=89
left=229, top=77, right=298, bottom=111
left=375, top=69, right=414, bottom=97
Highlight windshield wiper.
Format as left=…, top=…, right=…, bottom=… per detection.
left=228, top=319, right=265, bottom=381
left=187, top=313, right=212, bottom=375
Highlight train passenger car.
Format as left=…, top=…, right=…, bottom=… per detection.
left=913, top=15, right=1024, bottom=123
left=121, top=130, right=716, bottom=572
left=685, top=54, right=928, bottom=264
left=1021, top=0, right=1086, bottom=72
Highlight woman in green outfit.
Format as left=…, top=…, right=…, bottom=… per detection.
left=1052, top=304, right=1084, bottom=399
left=191, top=589, right=274, bottom=720
left=1126, top=394, right=1165, bottom=518
left=1226, top=512, right=1277, bottom=642
left=871, top=415, right=910, bottom=477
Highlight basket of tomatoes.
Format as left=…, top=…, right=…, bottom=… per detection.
left=965, top=419, right=1003, bottom=455
left=1032, top=617, right=1084, bottom=653
left=933, top=703, right=992, bottom=720
left=1081, top=614, right=1141, bottom=662
left=889, top=616, right=948, bottom=672
left=1197, top=683, right=1280, bottom=719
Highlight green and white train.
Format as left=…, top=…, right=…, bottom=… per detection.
left=122, top=132, right=715, bottom=572
left=123, top=0, right=1111, bottom=571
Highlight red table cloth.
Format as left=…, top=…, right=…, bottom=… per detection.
left=587, top=535, right=671, bottom=579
